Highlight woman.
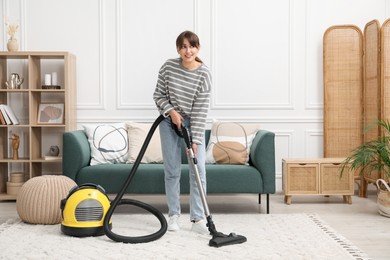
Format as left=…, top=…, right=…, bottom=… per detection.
left=153, top=31, right=212, bottom=234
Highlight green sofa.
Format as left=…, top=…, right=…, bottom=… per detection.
left=62, top=129, right=275, bottom=213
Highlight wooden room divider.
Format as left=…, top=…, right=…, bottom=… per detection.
left=362, top=20, right=381, bottom=197
left=323, top=25, right=363, bottom=158
left=324, top=19, right=390, bottom=197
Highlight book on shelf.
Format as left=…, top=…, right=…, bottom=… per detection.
left=0, top=105, right=11, bottom=125
left=0, top=109, right=6, bottom=124
left=0, top=104, right=19, bottom=125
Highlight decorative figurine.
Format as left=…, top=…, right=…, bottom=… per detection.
left=5, top=73, right=24, bottom=89
left=10, top=134, right=20, bottom=160
left=49, top=145, right=60, bottom=156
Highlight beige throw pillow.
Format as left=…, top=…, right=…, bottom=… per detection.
left=127, top=122, right=163, bottom=164
left=206, top=120, right=260, bottom=165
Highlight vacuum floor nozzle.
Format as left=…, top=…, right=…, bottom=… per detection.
left=209, top=232, right=247, bottom=248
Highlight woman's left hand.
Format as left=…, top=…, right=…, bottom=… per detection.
left=187, top=143, right=198, bottom=156
left=192, top=143, right=198, bottom=156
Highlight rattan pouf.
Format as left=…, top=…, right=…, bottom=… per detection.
left=16, top=175, right=76, bottom=224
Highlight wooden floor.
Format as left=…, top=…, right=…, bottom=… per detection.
left=0, top=186, right=388, bottom=259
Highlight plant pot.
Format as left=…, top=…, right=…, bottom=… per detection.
left=376, top=179, right=390, bottom=217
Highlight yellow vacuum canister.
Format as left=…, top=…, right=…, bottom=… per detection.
left=60, top=183, right=112, bottom=237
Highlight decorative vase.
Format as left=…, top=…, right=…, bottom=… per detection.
left=376, top=179, right=390, bottom=217
left=7, top=37, right=19, bottom=52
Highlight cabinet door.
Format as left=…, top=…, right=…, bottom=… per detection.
left=285, top=163, right=319, bottom=195
left=320, top=163, right=354, bottom=195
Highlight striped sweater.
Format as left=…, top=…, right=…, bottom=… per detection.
left=153, top=58, right=212, bottom=144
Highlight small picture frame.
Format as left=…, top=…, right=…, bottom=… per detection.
left=37, top=103, right=64, bottom=124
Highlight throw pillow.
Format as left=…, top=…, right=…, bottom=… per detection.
left=127, top=122, right=163, bottom=164
left=83, top=123, right=129, bottom=165
left=206, top=120, right=260, bottom=165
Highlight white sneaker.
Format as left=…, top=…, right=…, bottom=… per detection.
left=168, top=215, right=180, bottom=231
left=191, top=219, right=210, bottom=235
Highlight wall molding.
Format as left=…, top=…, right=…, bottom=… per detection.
left=305, top=0, right=323, bottom=110
left=77, top=0, right=105, bottom=110
left=210, top=0, right=293, bottom=110
left=116, top=0, right=199, bottom=110
left=274, top=130, right=294, bottom=178
left=304, top=129, right=323, bottom=157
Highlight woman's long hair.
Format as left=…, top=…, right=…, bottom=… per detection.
left=176, top=31, right=203, bottom=63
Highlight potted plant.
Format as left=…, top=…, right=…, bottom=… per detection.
left=340, top=120, right=390, bottom=217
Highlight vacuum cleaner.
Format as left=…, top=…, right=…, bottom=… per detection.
left=61, top=115, right=167, bottom=243
left=61, top=114, right=247, bottom=247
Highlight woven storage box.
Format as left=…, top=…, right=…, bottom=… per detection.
left=16, top=175, right=76, bottom=224
left=323, top=25, right=364, bottom=157
left=6, top=181, right=24, bottom=195
left=10, top=172, right=25, bottom=183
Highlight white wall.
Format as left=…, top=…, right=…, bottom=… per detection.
left=1, top=0, right=390, bottom=191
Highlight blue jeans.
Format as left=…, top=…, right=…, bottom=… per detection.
left=159, top=116, right=207, bottom=222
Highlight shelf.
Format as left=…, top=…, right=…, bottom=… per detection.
left=0, top=158, right=30, bottom=163
left=31, top=158, right=62, bottom=163
left=31, top=124, right=66, bottom=127
left=0, top=124, right=29, bottom=128
left=0, top=193, right=17, bottom=201
left=30, top=89, right=65, bottom=93
left=0, top=89, right=29, bottom=92
left=0, top=51, right=76, bottom=200
left=0, top=51, right=71, bottom=59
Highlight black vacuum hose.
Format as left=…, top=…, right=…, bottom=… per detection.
left=103, top=115, right=167, bottom=243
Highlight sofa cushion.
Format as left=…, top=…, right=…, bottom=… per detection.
left=206, top=121, right=260, bottom=165
left=83, top=123, right=129, bottom=165
left=126, top=122, right=163, bottom=164
left=77, top=164, right=166, bottom=194
left=76, top=163, right=263, bottom=194
left=197, top=164, right=263, bottom=193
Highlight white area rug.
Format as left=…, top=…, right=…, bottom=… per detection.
left=0, top=214, right=369, bottom=260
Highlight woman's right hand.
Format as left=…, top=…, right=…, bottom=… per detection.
left=169, top=110, right=184, bottom=128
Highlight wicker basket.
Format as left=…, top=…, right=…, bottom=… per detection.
left=376, top=179, right=390, bottom=217
left=10, top=172, right=25, bottom=183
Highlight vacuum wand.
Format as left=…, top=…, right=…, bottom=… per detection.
left=179, top=123, right=247, bottom=247
left=185, top=140, right=211, bottom=218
